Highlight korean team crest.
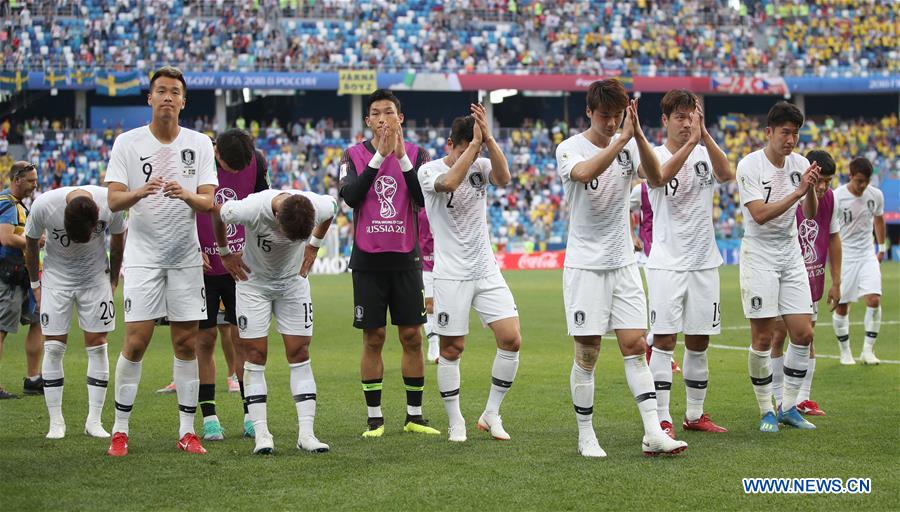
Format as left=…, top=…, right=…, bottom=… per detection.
left=574, top=310, right=586, bottom=326
left=650, top=310, right=656, bottom=325
left=238, top=315, right=248, bottom=331
left=181, top=149, right=196, bottom=166
left=124, top=298, right=132, bottom=313
left=790, top=171, right=802, bottom=187
left=616, top=149, right=633, bottom=171
left=437, top=312, right=450, bottom=327
left=355, top=306, right=364, bottom=321
left=94, top=220, right=108, bottom=235
left=469, top=172, right=486, bottom=190
left=40, top=313, right=49, bottom=327
left=694, top=161, right=710, bottom=180
left=867, top=199, right=876, bottom=213
left=750, top=296, right=762, bottom=311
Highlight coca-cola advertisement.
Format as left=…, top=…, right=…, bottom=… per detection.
left=496, top=251, right=566, bottom=271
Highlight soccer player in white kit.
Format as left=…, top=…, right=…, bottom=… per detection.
left=24, top=186, right=125, bottom=439
left=737, top=101, right=821, bottom=433
left=556, top=79, right=687, bottom=457
left=832, top=157, right=886, bottom=365
left=215, top=189, right=337, bottom=455
left=645, top=89, right=732, bottom=437
left=419, top=105, right=521, bottom=443
left=104, top=67, right=218, bottom=456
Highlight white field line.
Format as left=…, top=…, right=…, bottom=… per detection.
left=708, top=319, right=899, bottom=363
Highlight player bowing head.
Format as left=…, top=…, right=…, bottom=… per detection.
left=275, top=195, right=317, bottom=242
left=63, top=195, right=100, bottom=244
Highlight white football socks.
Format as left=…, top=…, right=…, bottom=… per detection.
left=290, top=360, right=317, bottom=437
left=681, top=348, right=709, bottom=422
left=113, top=354, right=142, bottom=435
left=648, top=347, right=673, bottom=424
left=85, top=343, right=109, bottom=425
left=748, top=348, right=774, bottom=415
left=623, top=354, right=663, bottom=437
left=484, top=349, right=519, bottom=416
left=173, top=357, right=199, bottom=438
left=437, top=356, right=464, bottom=427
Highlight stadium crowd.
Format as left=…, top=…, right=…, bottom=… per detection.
left=2, top=112, right=896, bottom=251
left=2, top=0, right=897, bottom=76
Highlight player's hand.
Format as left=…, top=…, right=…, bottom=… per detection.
left=696, top=104, right=710, bottom=140
left=827, top=283, right=840, bottom=311
left=375, top=124, right=394, bottom=158
left=393, top=120, right=407, bottom=160
left=33, top=286, right=41, bottom=308
left=471, top=118, right=483, bottom=148
left=797, top=162, right=820, bottom=196
left=471, top=103, right=492, bottom=142
left=38, top=234, right=46, bottom=248
left=877, top=251, right=884, bottom=263
left=201, top=252, right=212, bottom=273
left=689, top=107, right=703, bottom=144
left=621, top=99, right=638, bottom=141
left=222, top=251, right=251, bottom=281
left=632, top=235, right=643, bottom=253
left=163, top=180, right=191, bottom=201
left=136, top=176, right=164, bottom=199
left=110, top=278, right=118, bottom=296
left=299, top=244, right=318, bottom=278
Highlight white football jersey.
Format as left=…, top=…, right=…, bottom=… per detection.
left=833, top=183, right=884, bottom=259
left=220, top=189, right=337, bottom=282
left=737, top=149, right=810, bottom=270
left=104, top=126, right=218, bottom=268
left=647, top=144, right=723, bottom=270
left=418, top=157, right=498, bottom=280
left=24, top=186, right=126, bottom=289
left=556, top=132, right=641, bottom=270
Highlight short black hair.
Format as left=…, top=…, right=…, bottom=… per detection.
left=849, top=157, right=873, bottom=179
left=449, top=116, right=475, bottom=146
left=766, top=101, right=803, bottom=128
left=215, top=129, right=255, bottom=171
left=366, top=89, right=401, bottom=117
left=64, top=195, right=99, bottom=244
left=805, top=150, right=836, bottom=177
left=277, top=195, right=316, bottom=242
left=149, top=66, right=187, bottom=94
left=660, top=89, right=698, bottom=117
left=586, top=79, right=628, bottom=113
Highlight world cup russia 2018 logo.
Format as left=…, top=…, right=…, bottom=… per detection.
left=216, top=188, right=239, bottom=238
left=798, top=218, right=819, bottom=264
left=374, top=176, right=398, bottom=218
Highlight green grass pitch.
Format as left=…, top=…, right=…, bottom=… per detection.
left=2, top=264, right=898, bottom=510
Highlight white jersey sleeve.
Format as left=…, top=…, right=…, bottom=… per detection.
left=23, top=195, right=46, bottom=240
left=556, top=140, right=587, bottom=181
left=104, top=136, right=129, bottom=186
left=220, top=193, right=265, bottom=226
left=629, top=183, right=642, bottom=213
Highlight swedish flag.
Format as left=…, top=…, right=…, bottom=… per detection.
left=0, top=71, right=28, bottom=92
left=96, top=71, right=140, bottom=96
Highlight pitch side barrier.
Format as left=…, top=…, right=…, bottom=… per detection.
left=7, top=71, right=899, bottom=94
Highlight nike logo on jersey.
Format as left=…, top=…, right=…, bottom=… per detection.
left=139, top=155, right=152, bottom=161
left=103, top=319, right=113, bottom=326
left=712, top=321, right=721, bottom=328
left=304, top=323, right=313, bottom=329
left=761, top=180, right=772, bottom=185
